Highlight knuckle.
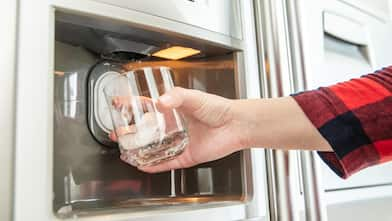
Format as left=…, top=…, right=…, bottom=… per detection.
left=171, top=86, right=182, bottom=92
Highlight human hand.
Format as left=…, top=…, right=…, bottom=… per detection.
left=110, top=87, right=247, bottom=173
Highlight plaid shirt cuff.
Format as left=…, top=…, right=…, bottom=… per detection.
left=292, top=66, right=392, bottom=179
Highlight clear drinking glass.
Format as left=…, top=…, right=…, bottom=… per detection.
left=103, top=66, right=189, bottom=167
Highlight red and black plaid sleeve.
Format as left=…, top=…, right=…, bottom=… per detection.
left=292, top=66, right=392, bottom=179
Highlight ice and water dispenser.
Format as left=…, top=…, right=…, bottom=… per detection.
left=53, top=11, right=247, bottom=217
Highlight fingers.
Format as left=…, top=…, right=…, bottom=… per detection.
left=109, top=95, right=156, bottom=142
left=112, top=95, right=154, bottom=112
left=108, top=124, right=138, bottom=142
left=111, top=88, right=206, bottom=116
left=158, top=87, right=207, bottom=114
left=112, top=96, right=130, bottom=109
left=109, top=131, right=118, bottom=142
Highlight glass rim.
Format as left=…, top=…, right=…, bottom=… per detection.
left=102, top=65, right=173, bottom=97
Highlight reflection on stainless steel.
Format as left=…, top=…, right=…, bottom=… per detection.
left=64, top=174, right=71, bottom=205
left=54, top=71, right=85, bottom=119
left=300, top=151, right=327, bottom=221
left=63, top=72, right=78, bottom=101
left=63, top=101, right=77, bottom=119
left=57, top=196, right=244, bottom=219
left=116, top=195, right=245, bottom=206
left=171, top=170, right=176, bottom=197
left=53, top=13, right=245, bottom=217
left=180, top=169, right=187, bottom=195
left=197, top=168, right=214, bottom=195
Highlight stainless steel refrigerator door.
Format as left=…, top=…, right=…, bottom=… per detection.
left=13, top=0, right=268, bottom=220
left=285, top=0, right=328, bottom=220
left=254, top=0, right=329, bottom=220
left=254, top=0, right=308, bottom=221
left=303, top=0, right=392, bottom=199
left=287, top=0, right=392, bottom=220
left=0, top=0, right=17, bottom=221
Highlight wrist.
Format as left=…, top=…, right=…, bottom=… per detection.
left=228, top=99, right=256, bottom=150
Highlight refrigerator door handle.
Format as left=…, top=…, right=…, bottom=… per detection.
left=285, top=0, right=328, bottom=220
left=300, top=151, right=328, bottom=221
left=255, top=0, right=330, bottom=219
left=323, top=11, right=368, bottom=46
left=254, top=0, right=302, bottom=220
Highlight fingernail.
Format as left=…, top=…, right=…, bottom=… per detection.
left=109, top=132, right=117, bottom=141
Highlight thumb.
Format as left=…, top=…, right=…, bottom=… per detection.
left=158, top=87, right=207, bottom=114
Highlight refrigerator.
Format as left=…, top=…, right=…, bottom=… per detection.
left=2, top=0, right=392, bottom=221
left=254, top=0, right=392, bottom=220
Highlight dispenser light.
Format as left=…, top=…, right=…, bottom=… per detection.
left=152, top=46, right=201, bottom=60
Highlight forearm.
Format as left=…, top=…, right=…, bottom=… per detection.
left=231, top=97, right=332, bottom=151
